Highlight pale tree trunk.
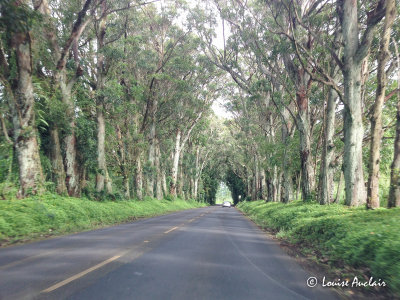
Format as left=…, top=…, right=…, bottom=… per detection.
left=116, top=125, right=130, bottom=199
left=296, top=70, right=314, bottom=202
left=95, top=107, right=112, bottom=193
left=388, top=38, right=400, bottom=207
left=272, top=166, right=278, bottom=202
left=95, top=10, right=112, bottom=195
left=178, top=152, right=184, bottom=198
left=135, top=154, right=143, bottom=200
left=280, top=109, right=293, bottom=203
left=155, top=140, right=163, bottom=200
left=50, top=127, right=67, bottom=195
left=193, top=147, right=200, bottom=199
left=170, top=129, right=182, bottom=196
left=6, top=27, right=45, bottom=196
left=319, top=87, right=338, bottom=204
left=319, top=26, right=341, bottom=205
left=146, top=120, right=156, bottom=197
left=162, top=170, right=168, bottom=197
left=339, top=0, right=384, bottom=206
left=367, top=0, right=396, bottom=209
left=260, top=169, right=267, bottom=200
left=60, top=73, right=80, bottom=197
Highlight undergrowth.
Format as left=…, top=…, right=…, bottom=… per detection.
left=0, top=193, right=205, bottom=246
left=237, top=200, right=400, bottom=295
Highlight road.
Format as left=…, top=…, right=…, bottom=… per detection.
left=0, top=206, right=339, bottom=300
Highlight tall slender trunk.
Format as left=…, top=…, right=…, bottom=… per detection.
left=281, top=110, right=293, bottom=203
left=170, top=129, right=182, bottom=196
left=341, top=1, right=363, bottom=206
left=296, top=70, right=314, bottom=202
left=95, top=107, right=111, bottom=193
left=155, top=140, right=163, bottom=200
left=95, top=9, right=112, bottom=195
left=272, top=166, right=278, bottom=202
left=367, top=0, right=396, bottom=209
left=162, top=170, right=168, bottom=196
left=178, top=151, right=184, bottom=198
left=260, top=169, right=267, bottom=200
left=135, top=154, right=143, bottom=200
left=339, top=0, right=384, bottom=206
left=319, top=87, right=338, bottom=204
left=388, top=38, right=400, bottom=207
left=116, top=124, right=130, bottom=199
left=146, top=120, right=156, bottom=197
left=50, top=127, right=67, bottom=194
left=6, top=27, right=45, bottom=196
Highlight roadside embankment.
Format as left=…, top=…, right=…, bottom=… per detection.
left=237, top=200, right=400, bottom=296
left=0, top=194, right=206, bottom=246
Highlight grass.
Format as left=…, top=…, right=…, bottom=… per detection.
left=0, top=193, right=206, bottom=246
left=237, top=200, right=400, bottom=295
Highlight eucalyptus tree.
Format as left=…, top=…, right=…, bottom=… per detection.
left=33, top=0, right=96, bottom=196
left=0, top=0, right=45, bottom=196
left=367, top=0, right=396, bottom=208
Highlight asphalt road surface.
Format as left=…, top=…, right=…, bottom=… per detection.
left=0, top=206, right=340, bottom=300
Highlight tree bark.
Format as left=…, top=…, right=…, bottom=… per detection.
left=295, top=70, right=314, bottom=202
left=50, top=127, right=67, bottom=195
left=367, top=0, right=396, bottom=209
left=8, top=29, right=44, bottom=196
left=170, top=129, right=182, bottom=196
left=95, top=7, right=112, bottom=195
left=135, top=154, right=143, bottom=200
left=146, top=120, right=156, bottom=197
left=340, top=0, right=373, bottom=206
left=155, top=139, right=163, bottom=200
left=388, top=37, right=400, bottom=207
left=319, top=87, right=338, bottom=204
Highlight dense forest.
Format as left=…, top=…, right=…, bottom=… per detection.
left=0, top=0, right=399, bottom=209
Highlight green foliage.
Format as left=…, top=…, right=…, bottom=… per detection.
left=225, top=168, right=247, bottom=204
left=0, top=193, right=206, bottom=246
left=238, top=201, right=400, bottom=295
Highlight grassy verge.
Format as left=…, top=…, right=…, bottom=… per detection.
left=0, top=193, right=206, bottom=246
left=237, top=200, right=400, bottom=296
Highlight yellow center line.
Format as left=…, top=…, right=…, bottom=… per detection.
left=188, top=218, right=196, bottom=223
left=164, top=226, right=179, bottom=234
left=42, top=254, right=122, bottom=293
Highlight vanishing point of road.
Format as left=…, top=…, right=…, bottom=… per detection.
left=0, top=206, right=339, bottom=300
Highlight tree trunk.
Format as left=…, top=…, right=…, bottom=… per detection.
left=162, top=170, right=168, bottom=197
left=135, top=154, right=143, bottom=200
left=319, top=87, right=338, bottom=204
left=296, top=71, right=314, bottom=202
left=116, top=124, right=130, bottom=199
left=367, top=0, right=396, bottom=209
left=7, top=29, right=45, bottom=197
left=170, top=129, right=182, bottom=196
left=146, top=120, right=156, bottom=197
left=155, top=140, right=163, bottom=200
left=178, top=151, right=184, bottom=198
left=388, top=38, right=400, bottom=207
left=96, top=107, right=112, bottom=193
left=272, top=166, right=278, bottom=202
left=50, top=127, right=67, bottom=194
left=260, top=169, right=267, bottom=200
left=341, top=0, right=368, bottom=206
